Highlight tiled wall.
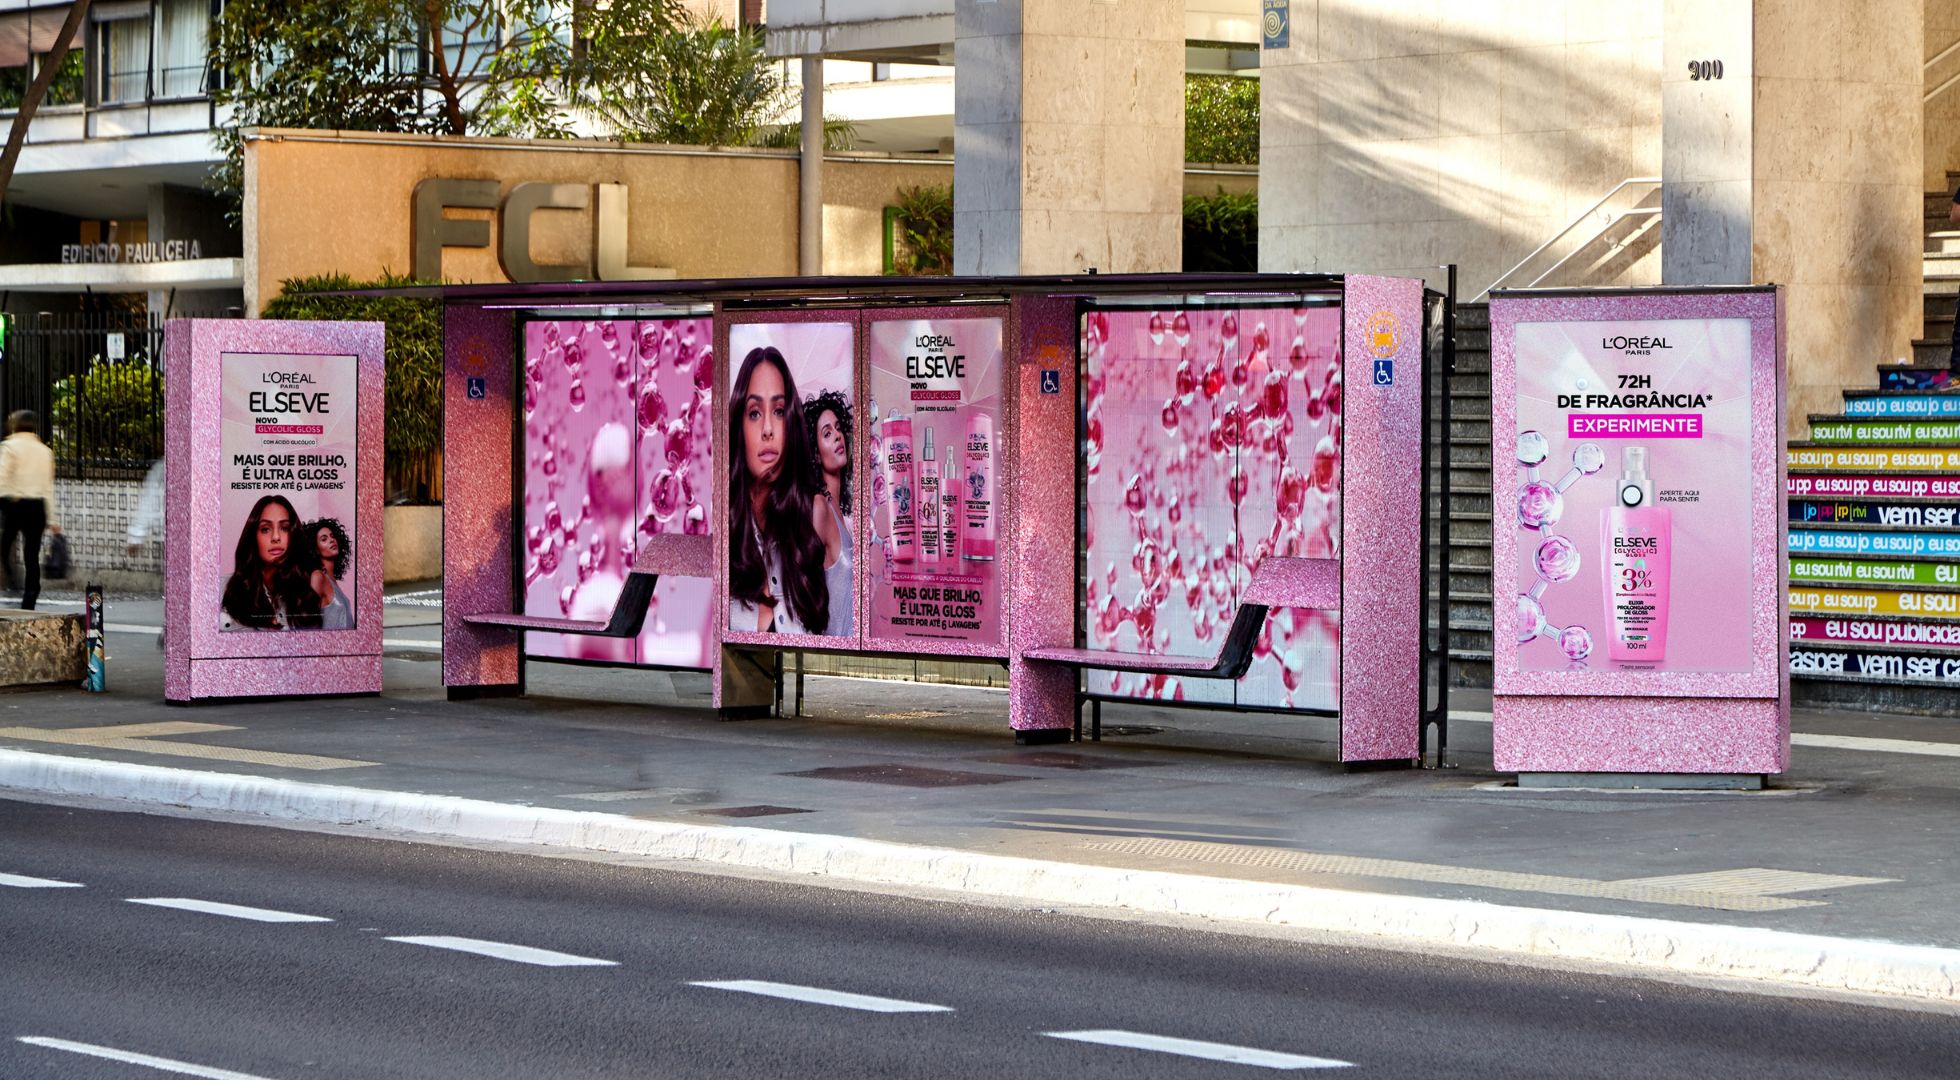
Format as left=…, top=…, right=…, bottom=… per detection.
left=50, top=478, right=159, bottom=580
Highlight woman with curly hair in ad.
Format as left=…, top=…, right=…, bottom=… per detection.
left=727, top=346, right=843, bottom=635
left=301, top=517, right=354, bottom=630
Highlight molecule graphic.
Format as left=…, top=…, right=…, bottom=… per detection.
left=1514, top=432, right=1604, bottom=663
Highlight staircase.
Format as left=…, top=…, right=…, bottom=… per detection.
left=1783, top=176, right=1960, bottom=712
left=1441, top=304, right=1494, bottom=686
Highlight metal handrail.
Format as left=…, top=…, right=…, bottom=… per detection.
left=1476, top=176, right=1661, bottom=301
left=1519, top=207, right=1660, bottom=291
left=1927, top=37, right=1960, bottom=104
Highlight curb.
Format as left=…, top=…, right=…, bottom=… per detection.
left=4, top=749, right=1957, bottom=1006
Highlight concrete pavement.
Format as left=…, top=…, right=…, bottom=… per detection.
left=4, top=590, right=1960, bottom=1007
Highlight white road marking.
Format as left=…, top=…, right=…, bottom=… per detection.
left=127, top=898, right=332, bottom=923
left=386, top=935, right=617, bottom=967
left=0, top=872, right=82, bottom=888
left=1792, top=732, right=1960, bottom=758
left=17, top=1036, right=281, bottom=1080
left=1457, top=711, right=1960, bottom=761
left=689, top=979, right=952, bottom=1013
left=1044, top=1030, right=1352, bottom=1070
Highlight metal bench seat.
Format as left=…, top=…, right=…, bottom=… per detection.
left=462, top=533, right=713, bottom=639
left=1020, top=556, right=1340, bottom=740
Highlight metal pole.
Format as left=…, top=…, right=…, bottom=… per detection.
left=799, top=56, right=824, bottom=277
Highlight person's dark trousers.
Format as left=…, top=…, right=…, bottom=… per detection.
left=0, top=497, right=45, bottom=610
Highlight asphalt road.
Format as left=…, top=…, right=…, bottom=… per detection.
left=1, top=799, right=1954, bottom=1080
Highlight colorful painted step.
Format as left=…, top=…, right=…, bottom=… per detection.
left=1787, top=528, right=1960, bottom=558
left=1805, top=417, right=1960, bottom=444
left=1791, top=645, right=1960, bottom=686
left=1790, top=612, right=1960, bottom=649
left=1788, top=446, right=1960, bottom=470
left=1841, top=389, right=1960, bottom=417
left=1787, top=584, right=1960, bottom=618
left=1788, top=496, right=1960, bottom=527
left=1877, top=366, right=1951, bottom=391
left=1788, top=472, right=1960, bottom=498
left=1789, top=555, right=1960, bottom=587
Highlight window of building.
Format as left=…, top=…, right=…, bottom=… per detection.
left=98, top=11, right=152, bottom=104
left=154, top=0, right=209, bottom=98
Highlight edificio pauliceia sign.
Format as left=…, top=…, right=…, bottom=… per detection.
left=62, top=240, right=206, bottom=264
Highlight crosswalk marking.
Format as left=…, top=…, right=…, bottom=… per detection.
left=1045, top=1030, right=1352, bottom=1070
left=18, top=1036, right=280, bottom=1080
left=386, top=935, right=617, bottom=967
left=690, top=980, right=953, bottom=1013
left=128, top=897, right=333, bottom=923
left=0, top=872, right=83, bottom=888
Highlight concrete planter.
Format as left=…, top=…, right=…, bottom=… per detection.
left=382, top=505, right=442, bottom=584
left=0, top=611, right=86, bottom=688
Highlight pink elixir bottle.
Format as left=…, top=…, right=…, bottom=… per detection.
left=941, top=424, right=962, bottom=562
left=882, top=410, right=916, bottom=564
left=1602, top=445, right=1671, bottom=664
left=962, top=413, right=996, bottom=561
left=918, top=425, right=942, bottom=565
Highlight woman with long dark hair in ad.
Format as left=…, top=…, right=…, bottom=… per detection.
left=302, top=517, right=354, bottom=630
left=221, top=494, right=321, bottom=630
left=727, top=345, right=847, bottom=635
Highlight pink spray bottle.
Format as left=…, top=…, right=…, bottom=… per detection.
left=1602, top=445, right=1671, bottom=664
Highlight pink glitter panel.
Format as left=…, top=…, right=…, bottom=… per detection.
left=1489, top=288, right=1788, bottom=775
left=164, top=319, right=385, bottom=702
left=1079, top=303, right=1344, bottom=711
left=1007, top=297, right=1081, bottom=731
left=520, top=317, right=714, bottom=669
left=441, top=304, right=519, bottom=691
left=1338, top=277, right=1425, bottom=762
left=721, top=318, right=859, bottom=650
left=863, top=310, right=1007, bottom=655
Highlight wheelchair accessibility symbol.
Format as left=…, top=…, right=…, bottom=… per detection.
left=1040, top=369, right=1062, bottom=395
left=1372, top=359, right=1394, bottom=386
left=467, top=376, right=487, bottom=400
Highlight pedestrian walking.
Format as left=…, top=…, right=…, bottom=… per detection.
left=128, top=457, right=166, bottom=647
left=0, top=410, right=62, bottom=610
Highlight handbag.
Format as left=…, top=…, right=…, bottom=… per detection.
left=41, top=532, right=69, bottom=580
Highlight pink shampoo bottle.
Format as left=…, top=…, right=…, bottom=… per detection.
left=882, top=410, right=916, bottom=564
left=961, top=413, right=996, bottom=561
left=1602, top=445, right=1671, bottom=664
left=918, top=425, right=942, bottom=564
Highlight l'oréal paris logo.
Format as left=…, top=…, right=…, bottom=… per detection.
left=1603, top=335, right=1671, bottom=356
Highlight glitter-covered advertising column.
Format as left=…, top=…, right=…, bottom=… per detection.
left=865, top=310, right=1005, bottom=652
left=165, top=320, right=385, bottom=702
left=1490, top=288, right=1788, bottom=780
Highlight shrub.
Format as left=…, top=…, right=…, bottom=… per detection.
left=48, top=357, right=163, bottom=468
left=261, top=273, right=444, bottom=502
left=888, top=184, right=954, bottom=276
left=1186, top=74, right=1259, bottom=165
left=1184, top=190, right=1258, bottom=272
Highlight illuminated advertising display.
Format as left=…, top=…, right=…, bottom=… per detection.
left=865, top=313, right=1004, bottom=647
left=1080, top=304, right=1344, bottom=710
left=219, top=353, right=360, bottom=632
left=521, top=318, right=715, bottom=668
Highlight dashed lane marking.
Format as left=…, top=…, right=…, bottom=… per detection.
left=386, top=935, right=618, bottom=967
left=0, top=722, right=377, bottom=771
left=17, top=1036, right=280, bottom=1080
left=690, top=980, right=953, bottom=1013
left=1044, top=1030, right=1352, bottom=1070
left=127, top=898, right=333, bottom=923
left=0, top=872, right=82, bottom=888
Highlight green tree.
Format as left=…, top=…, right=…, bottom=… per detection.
left=585, top=16, right=852, bottom=149
left=887, top=184, right=953, bottom=276
left=208, top=0, right=683, bottom=214
left=1183, top=189, right=1257, bottom=272
left=1185, top=74, right=1259, bottom=165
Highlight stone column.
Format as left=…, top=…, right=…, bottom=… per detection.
left=800, top=56, right=824, bottom=277
left=1664, top=0, right=1924, bottom=434
left=952, top=0, right=1184, bottom=275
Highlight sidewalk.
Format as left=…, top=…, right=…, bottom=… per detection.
left=4, top=593, right=1960, bottom=1005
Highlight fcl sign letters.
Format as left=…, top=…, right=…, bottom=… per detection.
left=412, top=178, right=677, bottom=285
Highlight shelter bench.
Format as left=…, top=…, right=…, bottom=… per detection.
left=462, top=534, right=714, bottom=637
left=1021, top=556, right=1340, bottom=741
